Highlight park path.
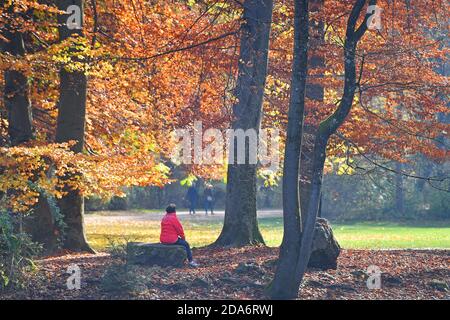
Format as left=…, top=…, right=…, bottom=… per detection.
left=85, top=209, right=283, bottom=224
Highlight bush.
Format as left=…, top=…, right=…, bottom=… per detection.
left=0, top=213, right=41, bottom=290
left=108, top=196, right=129, bottom=211
left=85, top=196, right=108, bottom=211
left=100, top=263, right=152, bottom=295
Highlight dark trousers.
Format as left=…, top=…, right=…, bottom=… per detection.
left=188, top=200, right=197, bottom=214
left=171, top=238, right=193, bottom=262
left=204, top=200, right=214, bottom=215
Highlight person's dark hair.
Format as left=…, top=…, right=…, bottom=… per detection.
left=166, top=204, right=176, bottom=213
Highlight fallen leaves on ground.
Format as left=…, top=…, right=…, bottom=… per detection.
left=2, top=247, right=449, bottom=300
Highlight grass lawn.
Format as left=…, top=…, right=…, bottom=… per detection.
left=85, top=213, right=450, bottom=251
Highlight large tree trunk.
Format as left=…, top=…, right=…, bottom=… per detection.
left=214, top=0, right=273, bottom=247
left=268, top=0, right=309, bottom=299
left=55, top=0, right=94, bottom=253
left=4, top=68, right=33, bottom=146
left=1, top=4, right=59, bottom=252
left=24, top=195, right=60, bottom=253
left=1, top=20, right=33, bottom=146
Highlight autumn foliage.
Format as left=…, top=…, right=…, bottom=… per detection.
left=1, top=1, right=448, bottom=209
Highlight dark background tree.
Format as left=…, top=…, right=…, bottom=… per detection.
left=1, top=1, right=33, bottom=147
left=1, top=0, right=59, bottom=252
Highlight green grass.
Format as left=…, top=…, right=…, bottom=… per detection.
left=85, top=216, right=450, bottom=251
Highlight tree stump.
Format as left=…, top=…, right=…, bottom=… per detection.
left=127, top=242, right=187, bottom=267
left=308, top=218, right=341, bottom=270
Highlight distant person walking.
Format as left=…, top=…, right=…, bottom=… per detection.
left=203, top=184, right=214, bottom=216
left=185, top=184, right=198, bottom=215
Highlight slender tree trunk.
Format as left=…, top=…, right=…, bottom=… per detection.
left=415, top=156, right=432, bottom=210
left=214, top=0, right=273, bottom=247
left=55, top=0, right=94, bottom=253
left=270, top=0, right=375, bottom=299
left=293, top=0, right=376, bottom=291
left=299, top=0, right=325, bottom=224
left=299, top=123, right=317, bottom=225
left=1, top=3, right=59, bottom=252
left=293, top=134, right=327, bottom=285
left=267, top=0, right=309, bottom=299
left=395, top=162, right=405, bottom=216
left=318, top=192, right=323, bottom=217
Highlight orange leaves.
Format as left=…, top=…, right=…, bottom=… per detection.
left=1, top=0, right=448, bottom=209
left=0, top=0, right=240, bottom=206
left=265, top=0, right=449, bottom=166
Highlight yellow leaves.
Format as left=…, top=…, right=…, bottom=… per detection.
left=49, top=36, right=87, bottom=72
left=9, top=192, right=40, bottom=213
left=180, top=174, right=197, bottom=187
left=2, top=0, right=446, bottom=215
left=325, top=155, right=356, bottom=176
left=0, top=140, right=172, bottom=212
left=337, top=163, right=355, bottom=175
left=48, top=36, right=106, bottom=74
left=258, top=169, right=282, bottom=188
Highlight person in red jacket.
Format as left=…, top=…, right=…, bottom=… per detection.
left=160, top=204, right=198, bottom=267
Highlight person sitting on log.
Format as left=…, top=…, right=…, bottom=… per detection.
left=160, top=204, right=199, bottom=267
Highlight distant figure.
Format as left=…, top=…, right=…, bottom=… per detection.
left=260, top=185, right=273, bottom=208
left=203, top=184, right=214, bottom=216
left=185, top=184, right=198, bottom=215
left=160, top=204, right=198, bottom=267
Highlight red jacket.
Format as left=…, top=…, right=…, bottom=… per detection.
left=160, top=212, right=185, bottom=244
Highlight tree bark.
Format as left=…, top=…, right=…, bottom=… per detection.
left=292, top=0, right=376, bottom=291
left=55, top=0, right=94, bottom=253
left=214, top=0, right=273, bottom=247
left=267, top=0, right=309, bottom=299
left=24, top=195, right=60, bottom=253
left=1, top=14, right=33, bottom=146
left=299, top=122, right=318, bottom=225
left=1, top=3, right=59, bottom=252
left=270, top=0, right=375, bottom=299
left=299, top=0, right=325, bottom=224
left=395, top=162, right=405, bottom=216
